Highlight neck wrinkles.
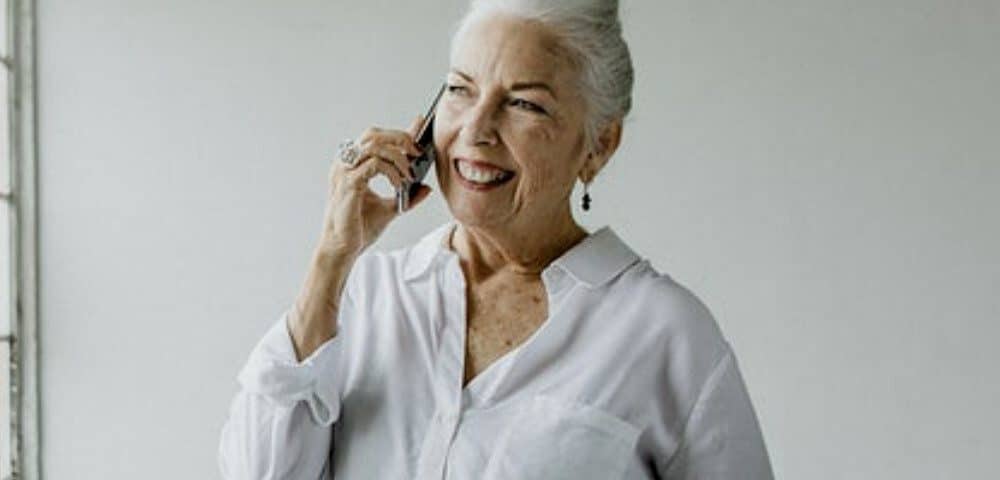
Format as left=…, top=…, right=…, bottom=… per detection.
left=449, top=217, right=588, bottom=283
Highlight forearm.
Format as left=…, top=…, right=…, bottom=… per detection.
left=289, top=244, right=358, bottom=361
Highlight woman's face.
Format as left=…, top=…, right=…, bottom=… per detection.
left=433, top=14, right=590, bottom=231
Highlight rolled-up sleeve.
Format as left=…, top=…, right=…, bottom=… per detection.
left=660, top=346, right=775, bottom=479
left=218, top=307, right=346, bottom=480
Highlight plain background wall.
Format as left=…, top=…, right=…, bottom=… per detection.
left=36, top=0, right=998, bottom=478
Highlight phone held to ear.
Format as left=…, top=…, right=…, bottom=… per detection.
left=398, top=84, right=446, bottom=213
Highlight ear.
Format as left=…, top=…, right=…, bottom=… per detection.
left=580, top=119, right=623, bottom=183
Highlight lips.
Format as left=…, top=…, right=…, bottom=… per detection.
left=453, top=157, right=515, bottom=189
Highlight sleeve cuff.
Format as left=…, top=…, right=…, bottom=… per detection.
left=236, top=308, right=344, bottom=426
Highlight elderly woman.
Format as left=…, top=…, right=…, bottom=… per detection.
left=219, top=0, right=772, bottom=478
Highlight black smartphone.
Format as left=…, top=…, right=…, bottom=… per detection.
left=398, top=84, right=446, bottom=212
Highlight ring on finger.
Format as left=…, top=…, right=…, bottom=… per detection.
left=338, top=138, right=362, bottom=167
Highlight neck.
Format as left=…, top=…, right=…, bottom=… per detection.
left=450, top=211, right=587, bottom=283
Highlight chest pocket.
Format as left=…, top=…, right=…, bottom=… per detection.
left=483, top=394, right=640, bottom=480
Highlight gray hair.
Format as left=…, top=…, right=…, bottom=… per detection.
left=451, top=0, right=635, bottom=153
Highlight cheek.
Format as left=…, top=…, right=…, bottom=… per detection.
left=508, top=124, right=580, bottom=195
left=432, top=107, right=460, bottom=160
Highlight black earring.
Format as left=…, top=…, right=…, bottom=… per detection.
left=582, top=182, right=592, bottom=211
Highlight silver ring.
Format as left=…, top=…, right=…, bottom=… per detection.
left=338, top=139, right=361, bottom=167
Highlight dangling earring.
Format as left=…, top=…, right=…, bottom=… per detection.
left=582, top=182, right=592, bottom=211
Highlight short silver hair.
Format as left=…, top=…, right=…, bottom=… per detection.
left=451, top=0, right=635, bottom=153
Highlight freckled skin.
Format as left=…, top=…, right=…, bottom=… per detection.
left=432, top=15, right=622, bottom=387
left=464, top=272, right=547, bottom=386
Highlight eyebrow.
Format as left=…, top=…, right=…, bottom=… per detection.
left=449, top=69, right=558, bottom=100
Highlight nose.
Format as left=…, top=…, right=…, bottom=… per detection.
left=458, top=99, right=499, bottom=148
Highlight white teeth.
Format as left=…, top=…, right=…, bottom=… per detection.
left=457, top=160, right=507, bottom=184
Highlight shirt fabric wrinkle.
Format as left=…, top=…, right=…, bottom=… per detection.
left=218, top=221, right=774, bottom=480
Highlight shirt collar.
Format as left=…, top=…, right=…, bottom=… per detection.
left=402, top=221, right=641, bottom=288
left=402, top=221, right=457, bottom=282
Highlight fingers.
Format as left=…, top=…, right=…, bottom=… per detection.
left=342, top=141, right=412, bottom=184
left=349, top=155, right=406, bottom=191
left=367, top=143, right=414, bottom=182
left=358, top=126, right=421, bottom=158
left=333, top=122, right=433, bottom=205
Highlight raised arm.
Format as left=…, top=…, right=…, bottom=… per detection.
left=218, top=119, right=431, bottom=479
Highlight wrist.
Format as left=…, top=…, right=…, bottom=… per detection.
left=313, top=241, right=360, bottom=269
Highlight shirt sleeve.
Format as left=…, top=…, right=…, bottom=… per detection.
left=217, top=307, right=347, bottom=480
left=660, top=345, right=775, bottom=479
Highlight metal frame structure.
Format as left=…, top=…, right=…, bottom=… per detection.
left=3, top=0, right=39, bottom=478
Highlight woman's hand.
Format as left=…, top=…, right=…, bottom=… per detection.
left=318, top=116, right=433, bottom=257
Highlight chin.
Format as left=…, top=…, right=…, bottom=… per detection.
left=438, top=182, right=505, bottom=227
left=445, top=199, right=511, bottom=230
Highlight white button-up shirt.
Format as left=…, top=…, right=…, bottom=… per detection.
left=219, top=222, right=773, bottom=479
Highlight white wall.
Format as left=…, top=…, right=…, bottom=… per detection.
left=37, top=1, right=998, bottom=478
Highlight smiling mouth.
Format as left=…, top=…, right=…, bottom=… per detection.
left=453, top=158, right=515, bottom=188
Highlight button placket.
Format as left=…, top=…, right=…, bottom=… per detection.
left=428, top=256, right=468, bottom=479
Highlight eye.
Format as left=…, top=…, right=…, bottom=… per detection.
left=446, top=84, right=468, bottom=95
left=509, top=98, right=547, bottom=114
